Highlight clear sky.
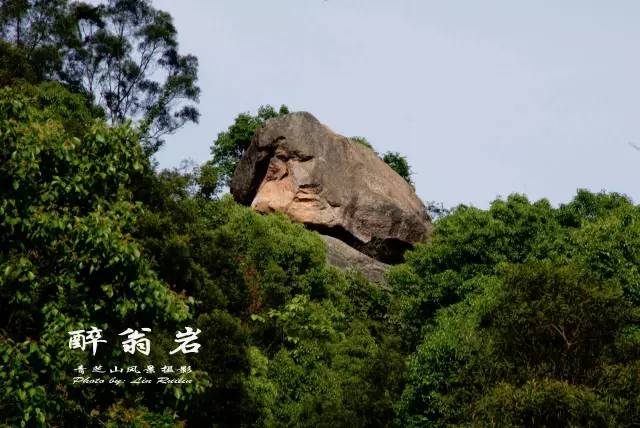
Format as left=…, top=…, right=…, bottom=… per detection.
left=152, top=0, right=638, bottom=209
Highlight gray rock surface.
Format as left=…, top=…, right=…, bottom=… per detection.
left=320, top=235, right=389, bottom=285
left=230, top=112, right=432, bottom=263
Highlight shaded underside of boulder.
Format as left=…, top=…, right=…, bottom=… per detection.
left=320, top=234, right=389, bottom=284
left=230, top=112, right=432, bottom=264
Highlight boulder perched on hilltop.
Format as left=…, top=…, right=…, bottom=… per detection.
left=230, top=112, right=432, bottom=263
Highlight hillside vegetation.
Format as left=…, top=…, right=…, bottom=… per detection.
left=1, top=1, right=639, bottom=427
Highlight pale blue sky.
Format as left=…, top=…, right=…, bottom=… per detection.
left=153, top=0, right=638, bottom=208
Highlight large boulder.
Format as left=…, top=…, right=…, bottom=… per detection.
left=320, top=234, right=390, bottom=284
left=230, top=112, right=432, bottom=263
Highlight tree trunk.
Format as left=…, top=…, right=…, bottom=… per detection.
left=16, top=16, right=21, bottom=46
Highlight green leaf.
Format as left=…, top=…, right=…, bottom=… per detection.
left=101, top=284, right=114, bottom=298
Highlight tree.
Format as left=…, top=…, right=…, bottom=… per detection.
left=0, top=0, right=72, bottom=81
left=348, top=137, right=414, bottom=187
left=398, top=260, right=638, bottom=427
left=423, top=201, right=451, bottom=221
left=130, top=165, right=407, bottom=426
left=210, top=104, right=289, bottom=189
left=393, top=191, right=640, bottom=426
left=0, top=83, right=196, bottom=425
left=0, top=40, right=36, bottom=85
left=0, top=0, right=200, bottom=152
left=68, top=0, right=200, bottom=152
left=382, top=151, right=413, bottom=186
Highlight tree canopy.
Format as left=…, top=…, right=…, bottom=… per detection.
left=209, top=104, right=289, bottom=191
left=382, top=151, right=413, bottom=186
left=2, top=4, right=640, bottom=426
left=0, top=0, right=200, bottom=152
left=391, top=192, right=640, bottom=426
left=0, top=83, right=195, bottom=425
left=2, top=82, right=639, bottom=427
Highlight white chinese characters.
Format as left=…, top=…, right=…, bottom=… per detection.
left=68, top=327, right=107, bottom=356
left=119, top=328, right=151, bottom=355
left=67, top=327, right=201, bottom=355
left=169, top=327, right=202, bottom=355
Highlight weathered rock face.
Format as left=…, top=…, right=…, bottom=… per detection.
left=320, top=234, right=389, bottom=284
left=230, top=112, right=432, bottom=263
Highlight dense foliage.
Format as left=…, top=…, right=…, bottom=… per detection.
left=5, top=91, right=637, bottom=425
left=381, top=151, right=413, bottom=186
left=0, top=84, right=406, bottom=426
left=391, top=192, right=640, bottom=426
left=0, top=0, right=200, bottom=151
left=0, top=84, right=196, bottom=426
left=131, top=168, right=406, bottom=427
left=209, top=104, right=289, bottom=191
left=2, top=2, right=639, bottom=427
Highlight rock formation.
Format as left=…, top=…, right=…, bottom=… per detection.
left=320, top=235, right=390, bottom=285
left=230, top=112, right=432, bottom=280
